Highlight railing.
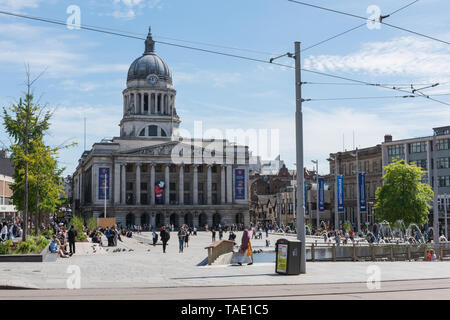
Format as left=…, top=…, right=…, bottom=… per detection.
left=205, top=240, right=235, bottom=265
left=308, top=242, right=450, bottom=262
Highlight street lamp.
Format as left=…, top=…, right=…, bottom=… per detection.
left=349, top=149, right=361, bottom=234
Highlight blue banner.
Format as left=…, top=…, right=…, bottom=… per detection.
left=318, top=177, right=325, bottom=212
left=98, top=168, right=110, bottom=200
left=359, top=172, right=367, bottom=212
left=235, top=169, right=245, bottom=200
left=337, top=175, right=344, bottom=213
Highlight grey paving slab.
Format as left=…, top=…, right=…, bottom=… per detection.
left=0, top=231, right=449, bottom=290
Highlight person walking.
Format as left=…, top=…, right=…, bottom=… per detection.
left=238, top=229, right=253, bottom=266
left=184, top=230, right=189, bottom=248
left=160, top=226, right=170, bottom=253
left=211, top=229, right=216, bottom=242
left=152, top=229, right=158, bottom=246
left=219, top=228, right=223, bottom=241
left=178, top=227, right=186, bottom=253
left=67, top=225, right=77, bottom=256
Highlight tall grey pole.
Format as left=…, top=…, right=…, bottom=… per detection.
left=445, top=194, right=448, bottom=240
left=315, top=161, right=319, bottom=230
left=356, top=148, right=361, bottom=234
left=433, top=133, right=439, bottom=243
left=294, top=41, right=306, bottom=274
left=104, top=173, right=107, bottom=218
left=334, top=155, right=339, bottom=231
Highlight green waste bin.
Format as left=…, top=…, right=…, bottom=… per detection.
left=275, top=238, right=301, bottom=275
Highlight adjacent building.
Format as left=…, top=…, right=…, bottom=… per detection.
left=72, top=28, right=250, bottom=229
left=0, top=150, right=17, bottom=220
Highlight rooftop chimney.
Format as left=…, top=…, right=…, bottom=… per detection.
left=384, top=134, right=392, bottom=143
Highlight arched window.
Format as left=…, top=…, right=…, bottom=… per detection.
left=148, top=125, right=158, bottom=136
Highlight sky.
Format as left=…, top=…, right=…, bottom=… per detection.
left=0, top=0, right=449, bottom=176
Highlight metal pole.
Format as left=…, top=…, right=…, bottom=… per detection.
left=356, top=148, right=361, bottom=234
left=294, top=41, right=306, bottom=274
left=316, top=161, right=319, bottom=230
left=334, top=155, right=339, bottom=231
left=445, top=194, right=448, bottom=240
left=433, top=133, right=439, bottom=243
left=104, top=173, right=107, bottom=218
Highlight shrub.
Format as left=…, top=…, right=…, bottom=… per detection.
left=41, top=228, right=54, bottom=240
left=16, top=241, right=32, bottom=254
left=70, top=215, right=88, bottom=242
left=86, top=216, right=97, bottom=232
left=0, top=242, right=11, bottom=255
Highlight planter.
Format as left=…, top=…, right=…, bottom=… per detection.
left=0, top=243, right=52, bottom=263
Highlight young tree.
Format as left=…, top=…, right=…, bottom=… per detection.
left=3, top=68, right=51, bottom=240
left=374, top=158, right=433, bottom=227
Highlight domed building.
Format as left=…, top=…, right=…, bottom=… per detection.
left=72, top=27, right=250, bottom=229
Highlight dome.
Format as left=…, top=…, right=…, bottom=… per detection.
left=126, top=27, right=172, bottom=83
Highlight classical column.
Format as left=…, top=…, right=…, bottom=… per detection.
left=114, top=162, right=121, bottom=204
left=141, top=93, right=144, bottom=114
left=150, top=163, right=155, bottom=205
left=226, top=165, right=233, bottom=203
left=404, top=143, right=409, bottom=164
left=121, top=164, right=126, bottom=204
left=134, top=92, right=138, bottom=114
left=136, top=163, right=141, bottom=205
left=207, top=165, right=212, bottom=205
left=221, top=165, right=226, bottom=204
left=193, top=165, right=198, bottom=205
left=165, top=164, right=170, bottom=205
left=179, top=164, right=184, bottom=205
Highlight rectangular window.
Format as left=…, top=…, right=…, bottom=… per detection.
left=155, top=165, right=162, bottom=172
left=170, top=182, right=176, bottom=190
left=141, top=182, right=147, bottom=191
left=141, top=165, right=147, bottom=172
left=141, top=193, right=148, bottom=205
left=126, top=164, right=133, bottom=172
left=198, top=166, right=204, bottom=173
left=438, top=139, right=450, bottom=150
left=438, top=157, right=450, bottom=169
left=350, top=163, right=355, bottom=175
left=212, top=183, right=217, bottom=191
left=169, top=165, right=176, bottom=173
left=364, top=161, right=369, bottom=173
left=410, top=142, right=427, bottom=153
left=184, top=182, right=190, bottom=190
left=412, top=159, right=427, bottom=170
left=184, top=166, right=190, bottom=173
left=126, top=182, right=133, bottom=191
left=212, top=165, right=217, bottom=173
left=438, top=176, right=450, bottom=187
left=373, top=161, right=378, bottom=172
left=388, top=145, right=404, bottom=157
left=199, top=183, right=204, bottom=192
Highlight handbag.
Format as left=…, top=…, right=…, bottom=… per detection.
left=247, top=241, right=252, bottom=257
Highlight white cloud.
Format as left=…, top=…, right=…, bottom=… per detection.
left=0, top=0, right=42, bottom=11
left=304, top=36, right=450, bottom=79
left=111, top=0, right=162, bottom=20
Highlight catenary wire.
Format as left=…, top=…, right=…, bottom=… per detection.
left=301, top=0, right=419, bottom=52
left=0, top=10, right=449, bottom=106
left=288, top=0, right=450, bottom=45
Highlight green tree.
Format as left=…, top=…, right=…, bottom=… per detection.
left=3, top=69, right=51, bottom=240
left=374, top=158, right=433, bottom=227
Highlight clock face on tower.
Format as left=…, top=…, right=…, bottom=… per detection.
left=148, top=75, right=158, bottom=85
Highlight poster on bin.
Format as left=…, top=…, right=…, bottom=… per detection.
left=318, top=177, right=325, bottom=212
left=337, top=175, right=344, bottom=212
left=276, top=244, right=288, bottom=273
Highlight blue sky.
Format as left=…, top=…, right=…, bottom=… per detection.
left=0, top=0, right=449, bottom=176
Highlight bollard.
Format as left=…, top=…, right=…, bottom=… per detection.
left=407, top=245, right=411, bottom=261
left=332, top=244, right=336, bottom=261
left=311, top=243, right=315, bottom=262
left=440, top=245, right=444, bottom=261
left=390, top=245, right=394, bottom=261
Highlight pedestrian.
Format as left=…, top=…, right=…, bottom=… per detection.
left=211, top=229, right=216, bottom=242
left=238, top=229, right=253, bottom=266
left=152, top=229, right=158, bottom=246
left=160, top=226, right=170, bottom=253
left=184, top=230, right=189, bottom=248
left=0, top=223, right=7, bottom=242
left=219, top=228, right=223, bottom=240
left=67, top=225, right=77, bottom=256
left=178, top=227, right=186, bottom=253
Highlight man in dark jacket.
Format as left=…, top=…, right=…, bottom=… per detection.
left=68, top=226, right=78, bottom=256
left=160, top=226, right=170, bottom=253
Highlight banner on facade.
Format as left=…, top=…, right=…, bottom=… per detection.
left=304, top=180, right=307, bottom=213
left=318, top=177, right=325, bottom=212
left=155, top=180, right=165, bottom=204
left=359, top=172, right=367, bottom=212
left=337, top=175, right=344, bottom=213
left=235, top=169, right=245, bottom=200
left=98, top=168, right=110, bottom=200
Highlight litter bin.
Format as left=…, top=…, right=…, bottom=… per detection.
left=275, top=238, right=302, bottom=275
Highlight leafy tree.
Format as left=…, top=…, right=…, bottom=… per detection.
left=374, top=158, right=433, bottom=227
left=3, top=69, right=51, bottom=240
